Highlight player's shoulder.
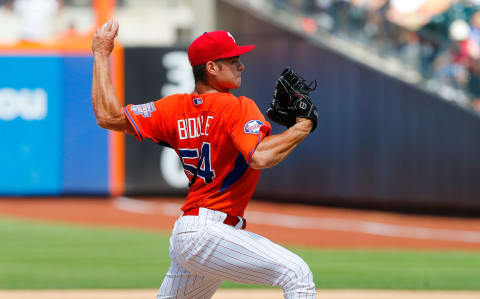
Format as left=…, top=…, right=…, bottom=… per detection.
left=128, top=93, right=187, bottom=117
left=214, top=95, right=261, bottom=118
left=215, top=93, right=256, bottom=107
left=152, top=93, right=190, bottom=107
left=194, top=93, right=259, bottom=114
left=237, top=95, right=256, bottom=105
left=200, top=92, right=235, bottom=108
left=235, top=96, right=260, bottom=112
left=158, top=93, right=189, bottom=102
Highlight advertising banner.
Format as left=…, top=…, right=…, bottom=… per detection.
left=62, top=56, right=109, bottom=194
left=0, top=53, right=111, bottom=196
left=0, top=56, right=63, bottom=195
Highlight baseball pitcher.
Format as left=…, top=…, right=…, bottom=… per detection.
left=92, top=20, right=318, bottom=299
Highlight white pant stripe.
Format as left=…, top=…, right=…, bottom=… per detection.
left=200, top=235, right=282, bottom=279
left=199, top=232, right=287, bottom=283
left=158, top=208, right=316, bottom=299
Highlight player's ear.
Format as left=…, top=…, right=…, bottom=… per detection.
left=206, top=61, right=216, bottom=75
left=206, top=61, right=222, bottom=76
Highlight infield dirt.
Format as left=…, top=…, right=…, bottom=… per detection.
left=1, top=289, right=480, bottom=299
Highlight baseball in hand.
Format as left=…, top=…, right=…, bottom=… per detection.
left=101, top=20, right=118, bottom=37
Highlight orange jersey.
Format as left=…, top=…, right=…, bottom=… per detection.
left=124, top=92, right=271, bottom=217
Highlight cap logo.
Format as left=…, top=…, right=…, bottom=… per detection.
left=227, top=32, right=236, bottom=43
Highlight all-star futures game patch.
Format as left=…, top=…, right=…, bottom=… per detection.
left=244, top=120, right=264, bottom=134
left=131, top=102, right=156, bottom=118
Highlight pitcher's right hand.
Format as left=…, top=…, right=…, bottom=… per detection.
left=92, top=19, right=119, bottom=57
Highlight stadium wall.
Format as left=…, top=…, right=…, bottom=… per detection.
left=124, top=47, right=190, bottom=196
left=216, top=0, right=480, bottom=213
left=123, top=6, right=480, bottom=214
left=2, top=36, right=480, bottom=214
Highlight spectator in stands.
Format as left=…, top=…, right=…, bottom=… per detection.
left=421, top=0, right=478, bottom=40
left=326, top=0, right=352, bottom=34
left=6, top=0, right=63, bottom=42
left=468, top=11, right=480, bottom=49
left=272, top=0, right=286, bottom=9
left=433, top=19, right=471, bottom=89
left=400, top=31, right=422, bottom=68
left=466, top=11, right=480, bottom=96
left=273, top=0, right=315, bottom=13
left=272, top=0, right=480, bottom=97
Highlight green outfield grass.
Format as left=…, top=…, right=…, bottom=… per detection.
left=1, top=217, right=479, bottom=290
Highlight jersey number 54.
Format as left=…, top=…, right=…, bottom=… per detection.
left=179, top=142, right=215, bottom=184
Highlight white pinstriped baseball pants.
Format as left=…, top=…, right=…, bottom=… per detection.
left=157, top=208, right=316, bottom=299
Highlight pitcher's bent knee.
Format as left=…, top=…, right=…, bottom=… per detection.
left=281, top=261, right=316, bottom=299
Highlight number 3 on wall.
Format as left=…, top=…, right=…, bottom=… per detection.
left=178, top=142, right=215, bottom=184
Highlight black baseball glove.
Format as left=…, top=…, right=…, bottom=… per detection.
left=266, top=68, right=318, bottom=133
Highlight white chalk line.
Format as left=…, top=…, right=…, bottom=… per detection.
left=113, top=196, right=158, bottom=214
left=113, top=197, right=480, bottom=244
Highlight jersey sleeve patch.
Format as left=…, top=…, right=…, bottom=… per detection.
left=244, top=120, right=264, bottom=134
left=130, top=102, right=156, bottom=118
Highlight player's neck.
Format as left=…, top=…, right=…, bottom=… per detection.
left=193, top=81, right=230, bottom=95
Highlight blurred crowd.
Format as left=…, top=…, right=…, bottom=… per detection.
left=0, top=0, right=118, bottom=44
left=273, top=0, right=480, bottom=99
left=3, top=0, right=480, bottom=99
left=2, top=0, right=64, bottom=42
left=0, top=0, right=192, bottom=47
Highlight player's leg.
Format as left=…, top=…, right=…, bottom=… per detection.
left=157, top=258, right=222, bottom=299
left=252, top=233, right=316, bottom=299
left=173, top=221, right=316, bottom=299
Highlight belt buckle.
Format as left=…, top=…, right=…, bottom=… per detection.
left=235, top=216, right=243, bottom=229
left=231, top=216, right=246, bottom=230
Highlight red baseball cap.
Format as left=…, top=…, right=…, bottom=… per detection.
left=187, top=31, right=255, bottom=66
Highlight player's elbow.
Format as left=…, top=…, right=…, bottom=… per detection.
left=95, top=114, right=112, bottom=129
left=95, top=115, right=119, bottom=131
left=94, top=109, right=123, bottom=129
left=96, top=114, right=134, bottom=134
left=250, top=151, right=277, bottom=170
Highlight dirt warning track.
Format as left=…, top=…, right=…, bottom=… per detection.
left=0, top=197, right=479, bottom=250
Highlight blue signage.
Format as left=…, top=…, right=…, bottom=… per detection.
left=0, top=54, right=110, bottom=195
left=62, top=56, right=109, bottom=194
left=0, top=57, right=63, bottom=195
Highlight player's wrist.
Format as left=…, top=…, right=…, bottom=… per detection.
left=295, top=116, right=312, bottom=122
left=295, top=117, right=313, bottom=131
left=93, top=51, right=110, bottom=59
